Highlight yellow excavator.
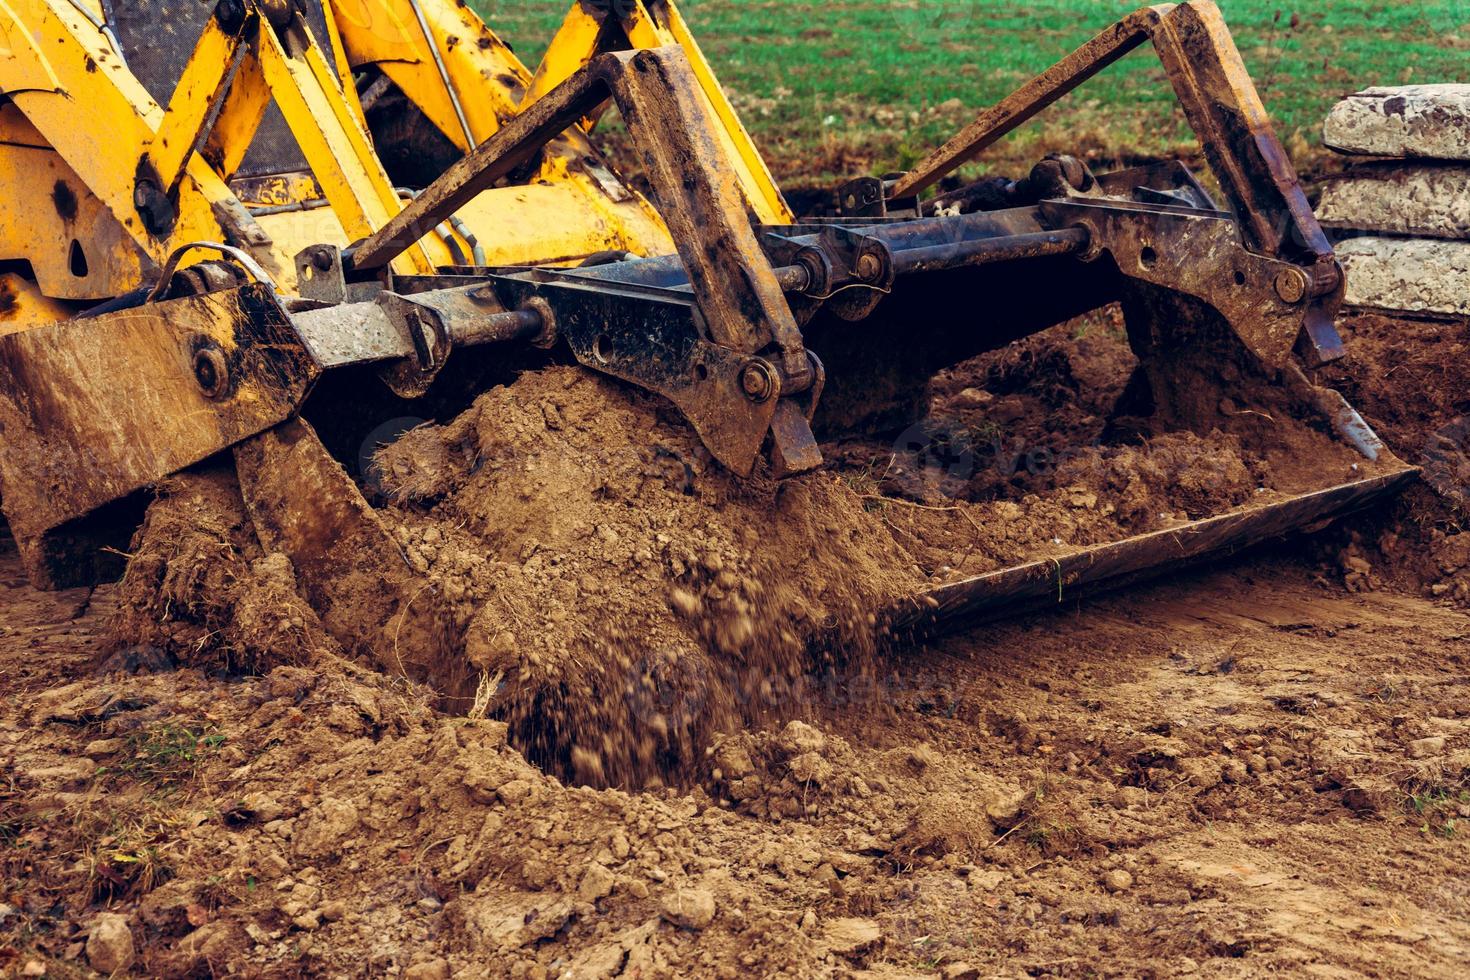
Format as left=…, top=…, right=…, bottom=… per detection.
left=0, top=0, right=1415, bottom=636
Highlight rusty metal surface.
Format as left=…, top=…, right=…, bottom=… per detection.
left=355, top=45, right=819, bottom=475
left=1147, top=2, right=1332, bottom=273
left=890, top=467, right=1419, bottom=637
left=0, top=284, right=319, bottom=563
left=890, top=1, right=1337, bottom=310
left=1040, top=198, right=1336, bottom=367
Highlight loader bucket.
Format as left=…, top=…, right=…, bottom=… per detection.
left=892, top=469, right=1417, bottom=638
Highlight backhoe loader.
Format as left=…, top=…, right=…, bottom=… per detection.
left=0, top=0, right=1416, bottom=641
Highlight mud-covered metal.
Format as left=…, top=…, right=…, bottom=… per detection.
left=354, top=45, right=819, bottom=475
left=891, top=468, right=1419, bottom=637
left=487, top=269, right=785, bottom=478
left=0, top=283, right=318, bottom=580
left=888, top=1, right=1340, bottom=361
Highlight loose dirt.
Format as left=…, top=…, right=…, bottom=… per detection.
left=3, top=310, right=1468, bottom=978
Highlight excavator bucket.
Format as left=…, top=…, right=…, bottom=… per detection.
left=0, top=0, right=1417, bottom=652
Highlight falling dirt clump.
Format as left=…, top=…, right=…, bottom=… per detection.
left=374, top=366, right=923, bottom=785
left=108, top=470, right=338, bottom=675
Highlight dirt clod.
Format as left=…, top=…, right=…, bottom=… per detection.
left=86, top=912, right=135, bottom=973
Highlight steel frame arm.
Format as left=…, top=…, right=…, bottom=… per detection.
left=892, top=2, right=1332, bottom=278
left=354, top=47, right=807, bottom=383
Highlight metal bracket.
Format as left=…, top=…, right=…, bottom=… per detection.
left=349, top=46, right=823, bottom=476
left=1041, top=198, right=1345, bottom=367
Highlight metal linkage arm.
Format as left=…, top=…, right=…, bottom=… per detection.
left=892, top=2, right=1332, bottom=273
left=890, top=6, right=1160, bottom=201
left=354, top=47, right=811, bottom=390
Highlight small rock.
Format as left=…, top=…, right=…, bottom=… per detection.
left=83, top=737, right=126, bottom=757
left=668, top=587, right=702, bottom=619
left=956, top=387, right=992, bottom=407
left=821, top=917, right=882, bottom=957
left=971, top=869, right=1008, bottom=892
left=580, top=863, right=616, bottom=902
left=21, top=961, right=46, bottom=978
left=1409, top=736, right=1447, bottom=759
left=1102, top=869, right=1134, bottom=893
left=1113, top=786, right=1147, bottom=809
left=777, top=721, right=826, bottom=757
left=319, top=900, right=347, bottom=922
left=86, top=913, right=135, bottom=974
left=498, top=779, right=534, bottom=805
left=787, top=751, right=832, bottom=785
left=404, top=959, right=452, bottom=980
left=292, top=911, right=321, bottom=931
left=294, top=798, right=359, bottom=858
left=984, top=788, right=1027, bottom=829
left=659, top=887, right=716, bottom=929
left=236, top=791, right=284, bottom=823
left=941, top=963, right=981, bottom=980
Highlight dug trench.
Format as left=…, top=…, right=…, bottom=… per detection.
left=2, top=307, right=1469, bottom=977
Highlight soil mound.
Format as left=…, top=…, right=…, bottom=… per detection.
left=372, top=366, right=920, bottom=785
left=108, top=316, right=1402, bottom=786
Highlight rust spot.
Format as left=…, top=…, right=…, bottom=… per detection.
left=477, top=37, right=492, bottom=50
left=0, top=277, right=17, bottom=319
left=84, top=55, right=97, bottom=73
left=51, top=180, right=78, bottom=223
left=1383, top=95, right=1408, bottom=117
left=446, top=35, right=459, bottom=50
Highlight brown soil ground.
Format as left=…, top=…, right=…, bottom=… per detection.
left=3, top=308, right=1470, bottom=979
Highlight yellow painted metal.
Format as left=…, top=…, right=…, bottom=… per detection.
left=331, top=0, right=672, bottom=258
left=0, top=0, right=797, bottom=314
left=522, top=1, right=604, bottom=109
left=317, top=0, right=371, bottom=133
left=0, top=0, right=237, bottom=263
left=0, top=273, right=84, bottom=336
left=256, top=17, right=434, bottom=276
left=332, top=0, right=526, bottom=149
left=0, top=134, right=148, bottom=300
left=524, top=0, right=791, bottom=225
left=147, top=14, right=248, bottom=193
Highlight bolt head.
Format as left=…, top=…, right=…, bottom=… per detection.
left=739, top=361, right=777, bottom=402
left=1274, top=267, right=1309, bottom=304
left=192, top=346, right=229, bottom=399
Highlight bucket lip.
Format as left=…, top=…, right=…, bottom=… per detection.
left=892, top=464, right=1421, bottom=634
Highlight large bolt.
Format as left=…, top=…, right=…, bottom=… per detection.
left=739, top=360, right=778, bottom=403
left=855, top=252, right=883, bottom=281
left=1273, top=267, right=1310, bottom=305
left=192, top=345, right=229, bottom=399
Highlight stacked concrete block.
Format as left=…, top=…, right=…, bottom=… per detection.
left=1317, top=85, right=1470, bottom=315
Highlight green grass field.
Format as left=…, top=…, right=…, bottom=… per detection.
left=472, top=1, right=1470, bottom=184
